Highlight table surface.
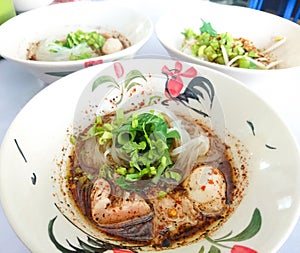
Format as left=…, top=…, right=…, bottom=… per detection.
left=1, top=0, right=300, bottom=252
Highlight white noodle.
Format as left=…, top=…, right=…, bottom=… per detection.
left=35, top=40, right=96, bottom=61
left=171, top=135, right=209, bottom=156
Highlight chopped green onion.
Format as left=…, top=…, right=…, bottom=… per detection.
left=52, top=29, right=106, bottom=60
left=181, top=20, right=278, bottom=70
left=157, top=191, right=167, bottom=199
left=83, top=110, right=181, bottom=189
left=116, top=167, right=127, bottom=176
left=70, top=135, right=77, bottom=145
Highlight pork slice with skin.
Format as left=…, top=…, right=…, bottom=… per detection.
left=90, top=177, right=154, bottom=241
left=148, top=188, right=202, bottom=236
left=91, top=178, right=152, bottom=224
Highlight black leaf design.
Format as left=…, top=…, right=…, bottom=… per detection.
left=48, top=216, right=139, bottom=253
left=14, top=139, right=27, bottom=162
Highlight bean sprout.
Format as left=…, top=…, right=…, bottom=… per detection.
left=263, top=36, right=287, bottom=54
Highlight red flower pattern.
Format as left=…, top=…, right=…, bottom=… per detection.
left=231, top=245, right=258, bottom=253
left=114, top=62, right=124, bottom=78
left=112, top=249, right=134, bottom=253
left=84, top=59, right=103, bottom=68
left=161, top=61, right=197, bottom=98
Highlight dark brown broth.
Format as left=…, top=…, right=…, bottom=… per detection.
left=66, top=115, right=238, bottom=249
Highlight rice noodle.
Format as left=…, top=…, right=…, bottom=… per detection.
left=34, top=40, right=97, bottom=61
left=171, top=135, right=209, bottom=157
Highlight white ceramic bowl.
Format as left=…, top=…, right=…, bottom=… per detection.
left=1, top=58, right=300, bottom=252
left=13, top=0, right=53, bottom=12
left=155, top=1, right=300, bottom=83
left=0, top=1, right=153, bottom=83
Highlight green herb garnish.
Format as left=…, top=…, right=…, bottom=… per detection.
left=85, top=115, right=113, bottom=145
left=113, top=112, right=180, bottom=182
left=199, top=19, right=217, bottom=37
left=58, top=30, right=106, bottom=50
left=181, top=20, right=267, bottom=69
left=51, top=29, right=106, bottom=60
left=84, top=110, right=181, bottom=189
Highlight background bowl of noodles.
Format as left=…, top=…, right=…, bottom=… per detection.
left=1, top=58, right=300, bottom=253
left=155, top=1, right=300, bottom=84
left=0, top=1, right=153, bottom=84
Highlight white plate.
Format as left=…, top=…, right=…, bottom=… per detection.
left=1, top=58, right=300, bottom=253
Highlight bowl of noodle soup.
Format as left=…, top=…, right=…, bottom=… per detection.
left=155, top=1, right=300, bottom=84
left=0, top=1, right=153, bottom=84
left=1, top=58, right=300, bottom=253
left=57, top=58, right=248, bottom=250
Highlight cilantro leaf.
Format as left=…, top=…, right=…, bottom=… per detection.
left=200, top=19, right=218, bottom=37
